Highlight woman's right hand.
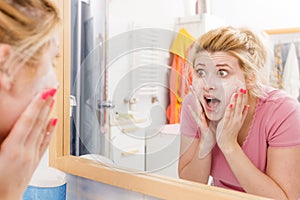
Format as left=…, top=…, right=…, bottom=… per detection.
left=188, top=86, right=216, bottom=159
left=0, top=88, right=57, bottom=200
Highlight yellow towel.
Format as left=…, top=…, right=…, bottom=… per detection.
left=170, top=28, right=195, bottom=59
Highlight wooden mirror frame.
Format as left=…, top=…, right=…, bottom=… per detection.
left=49, top=1, right=273, bottom=199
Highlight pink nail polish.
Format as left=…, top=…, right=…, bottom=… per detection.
left=48, top=88, right=57, bottom=97
left=41, top=88, right=57, bottom=100
left=41, top=91, right=49, bottom=100
left=239, top=88, right=244, bottom=93
left=229, top=104, right=233, bottom=108
left=234, top=93, right=238, bottom=98
left=51, top=118, right=58, bottom=126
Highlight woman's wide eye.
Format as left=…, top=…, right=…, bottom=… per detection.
left=196, top=69, right=206, bottom=77
left=218, top=70, right=228, bottom=78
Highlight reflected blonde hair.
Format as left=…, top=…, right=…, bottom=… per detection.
left=189, top=26, right=269, bottom=98
left=0, top=0, right=60, bottom=70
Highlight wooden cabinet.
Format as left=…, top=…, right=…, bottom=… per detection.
left=110, top=126, right=145, bottom=171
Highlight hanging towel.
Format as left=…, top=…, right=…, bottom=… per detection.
left=271, top=43, right=284, bottom=89
left=166, top=28, right=195, bottom=124
left=282, top=43, right=300, bottom=99
left=170, top=28, right=195, bottom=59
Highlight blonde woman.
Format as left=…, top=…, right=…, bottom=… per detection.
left=178, top=27, right=300, bottom=199
left=0, top=0, right=60, bottom=199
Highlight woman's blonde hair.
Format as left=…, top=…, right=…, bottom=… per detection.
left=0, top=0, right=60, bottom=70
left=189, top=26, right=269, bottom=98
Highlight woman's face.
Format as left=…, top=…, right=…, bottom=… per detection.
left=192, top=51, right=246, bottom=121
left=0, top=35, right=59, bottom=139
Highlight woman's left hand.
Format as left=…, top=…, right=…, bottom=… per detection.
left=0, top=89, right=57, bottom=199
left=216, top=88, right=250, bottom=151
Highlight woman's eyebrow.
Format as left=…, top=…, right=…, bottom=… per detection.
left=216, top=63, right=233, bottom=69
left=195, top=63, right=206, bottom=67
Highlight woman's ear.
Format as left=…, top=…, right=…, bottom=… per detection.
left=0, top=44, right=13, bottom=91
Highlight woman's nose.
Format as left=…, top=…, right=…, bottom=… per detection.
left=203, top=76, right=217, bottom=91
left=203, top=84, right=215, bottom=91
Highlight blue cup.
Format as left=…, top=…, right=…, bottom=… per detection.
left=23, top=167, right=66, bottom=200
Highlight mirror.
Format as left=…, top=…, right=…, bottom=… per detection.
left=50, top=0, right=297, bottom=199
left=68, top=0, right=226, bottom=179
left=68, top=0, right=300, bottom=180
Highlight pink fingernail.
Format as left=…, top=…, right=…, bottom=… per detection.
left=229, top=104, right=233, bottom=108
left=41, top=88, right=57, bottom=100
left=41, top=91, right=49, bottom=100
left=234, top=93, right=238, bottom=98
left=51, top=118, right=58, bottom=126
left=48, top=88, right=57, bottom=97
left=239, top=88, right=244, bottom=93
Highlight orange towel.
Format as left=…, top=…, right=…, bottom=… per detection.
left=167, top=28, right=194, bottom=124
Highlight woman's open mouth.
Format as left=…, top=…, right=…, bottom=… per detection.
left=204, top=96, right=221, bottom=111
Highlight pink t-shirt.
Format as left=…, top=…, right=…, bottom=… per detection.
left=180, top=87, right=300, bottom=192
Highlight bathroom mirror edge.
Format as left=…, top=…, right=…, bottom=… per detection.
left=49, top=0, right=69, bottom=165
left=51, top=156, right=269, bottom=200
left=49, top=0, right=270, bottom=199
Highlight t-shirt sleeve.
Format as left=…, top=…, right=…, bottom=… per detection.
left=179, top=93, right=200, bottom=138
left=267, top=96, right=300, bottom=147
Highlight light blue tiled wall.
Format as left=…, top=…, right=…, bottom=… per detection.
left=66, top=174, right=160, bottom=200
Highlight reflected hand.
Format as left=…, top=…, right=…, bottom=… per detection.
left=0, top=89, right=57, bottom=199
left=188, top=86, right=216, bottom=159
left=216, top=88, right=249, bottom=152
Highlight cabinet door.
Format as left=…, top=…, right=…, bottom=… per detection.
left=145, top=125, right=180, bottom=178
left=110, top=127, right=145, bottom=171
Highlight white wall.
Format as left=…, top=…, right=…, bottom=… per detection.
left=210, top=0, right=300, bottom=30
left=109, top=0, right=300, bottom=33
left=108, top=0, right=185, bottom=36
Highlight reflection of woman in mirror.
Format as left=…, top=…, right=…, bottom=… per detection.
left=0, top=0, right=60, bottom=199
left=178, top=26, right=300, bottom=199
